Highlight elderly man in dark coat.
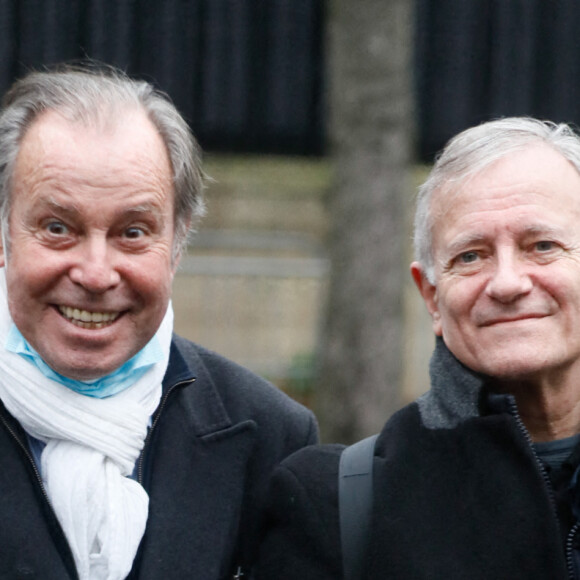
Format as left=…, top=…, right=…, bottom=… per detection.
left=255, top=117, right=580, bottom=579
left=0, top=64, right=317, bottom=580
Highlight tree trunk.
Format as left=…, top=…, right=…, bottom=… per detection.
left=316, top=0, right=414, bottom=443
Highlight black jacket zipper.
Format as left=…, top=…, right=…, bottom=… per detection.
left=507, top=398, right=576, bottom=579
left=137, top=377, right=195, bottom=484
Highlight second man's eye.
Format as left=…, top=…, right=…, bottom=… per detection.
left=46, top=221, right=69, bottom=235
left=124, top=227, right=146, bottom=239
left=535, top=240, right=555, bottom=252
left=459, top=251, right=479, bottom=263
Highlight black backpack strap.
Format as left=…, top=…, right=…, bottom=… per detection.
left=338, top=433, right=379, bottom=580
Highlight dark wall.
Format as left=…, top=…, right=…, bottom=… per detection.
left=5, top=1, right=580, bottom=160
left=416, top=0, right=580, bottom=161
left=0, top=0, right=325, bottom=156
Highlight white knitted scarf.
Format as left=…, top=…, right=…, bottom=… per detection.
left=0, top=270, right=172, bottom=579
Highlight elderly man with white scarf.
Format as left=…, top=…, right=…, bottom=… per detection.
left=0, top=64, right=317, bottom=580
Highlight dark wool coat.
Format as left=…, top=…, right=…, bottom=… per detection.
left=255, top=338, right=574, bottom=580
left=0, top=335, right=318, bottom=580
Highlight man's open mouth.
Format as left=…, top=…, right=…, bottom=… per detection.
left=58, top=305, right=121, bottom=329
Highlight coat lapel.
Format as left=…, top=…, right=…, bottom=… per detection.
left=136, top=336, right=258, bottom=579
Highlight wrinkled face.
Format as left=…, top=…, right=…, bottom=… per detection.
left=412, top=144, right=580, bottom=383
left=2, top=109, right=176, bottom=380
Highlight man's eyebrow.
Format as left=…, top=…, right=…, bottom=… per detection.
left=38, top=198, right=81, bottom=218
left=117, top=204, right=165, bottom=216
left=443, top=233, right=488, bottom=257
left=520, top=223, right=564, bottom=237
left=36, top=198, right=164, bottom=217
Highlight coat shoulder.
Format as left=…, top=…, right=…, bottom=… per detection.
left=169, top=334, right=318, bottom=442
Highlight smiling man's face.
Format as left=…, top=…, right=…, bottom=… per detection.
left=2, top=108, right=176, bottom=381
left=412, top=144, right=580, bottom=383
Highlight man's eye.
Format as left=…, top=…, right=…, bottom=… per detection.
left=124, top=227, right=146, bottom=239
left=458, top=251, right=479, bottom=264
left=46, top=221, right=69, bottom=235
left=535, top=240, right=555, bottom=252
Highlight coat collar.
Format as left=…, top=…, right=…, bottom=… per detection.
left=160, top=334, right=236, bottom=437
left=417, top=337, right=488, bottom=429
left=137, top=335, right=258, bottom=578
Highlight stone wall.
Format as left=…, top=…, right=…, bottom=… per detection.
left=172, top=155, right=433, bottom=406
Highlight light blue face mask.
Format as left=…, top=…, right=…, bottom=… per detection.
left=5, top=324, right=164, bottom=398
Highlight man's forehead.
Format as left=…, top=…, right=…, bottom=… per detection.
left=16, top=108, right=170, bottom=176
left=428, top=144, right=580, bottom=254
left=431, top=144, right=578, bottom=210
left=22, top=106, right=151, bottom=144
left=10, top=107, right=175, bottom=216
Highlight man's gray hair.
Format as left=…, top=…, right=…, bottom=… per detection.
left=0, top=63, right=205, bottom=260
left=414, top=117, right=580, bottom=283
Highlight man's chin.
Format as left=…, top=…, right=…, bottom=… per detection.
left=452, top=343, right=550, bottom=382
left=42, top=356, right=123, bottom=382
left=472, top=355, right=563, bottom=384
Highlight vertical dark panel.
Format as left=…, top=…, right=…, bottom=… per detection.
left=16, top=0, right=83, bottom=71
left=198, top=0, right=251, bottom=139
left=413, top=0, right=432, bottom=157
left=195, top=0, right=324, bottom=153
left=416, top=0, right=491, bottom=159
left=264, top=0, right=321, bottom=150
left=81, top=0, right=137, bottom=68
left=177, top=0, right=205, bottom=125
left=535, top=0, right=580, bottom=123
left=487, top=0, right=537, bottom=118
left=134, top=0, right=183, bottom=91
left=130, top=0, right=204, bottom=125
left=0, top=0, right=18, bottom=95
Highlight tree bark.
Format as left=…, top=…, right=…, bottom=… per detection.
left=316, top=0, right=414, bottom=443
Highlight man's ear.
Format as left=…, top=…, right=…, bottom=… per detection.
left=410, top=262, right=442, bottom=336
left=170, top=219, right=192, bottom=275
left=0, top=227, right=6, bottom=268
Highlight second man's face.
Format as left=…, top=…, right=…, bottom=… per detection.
left=413, top=144, right=580, bottom=385
left=3, top=108, right=177, bottom=381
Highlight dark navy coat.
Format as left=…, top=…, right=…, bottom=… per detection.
left=0, top=335, right=318, bottom=579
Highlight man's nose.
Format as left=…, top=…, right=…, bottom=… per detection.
left=68, top=237, right=121, bottom=293
left=485, top=251, right=533, bottom=303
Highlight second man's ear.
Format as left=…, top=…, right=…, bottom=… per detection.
left=410, top=262, right=442, bottom=336
left=0, top=227, right=7, bottom=268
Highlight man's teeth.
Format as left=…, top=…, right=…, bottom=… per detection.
left=59, top=306, right=119, bottom=327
